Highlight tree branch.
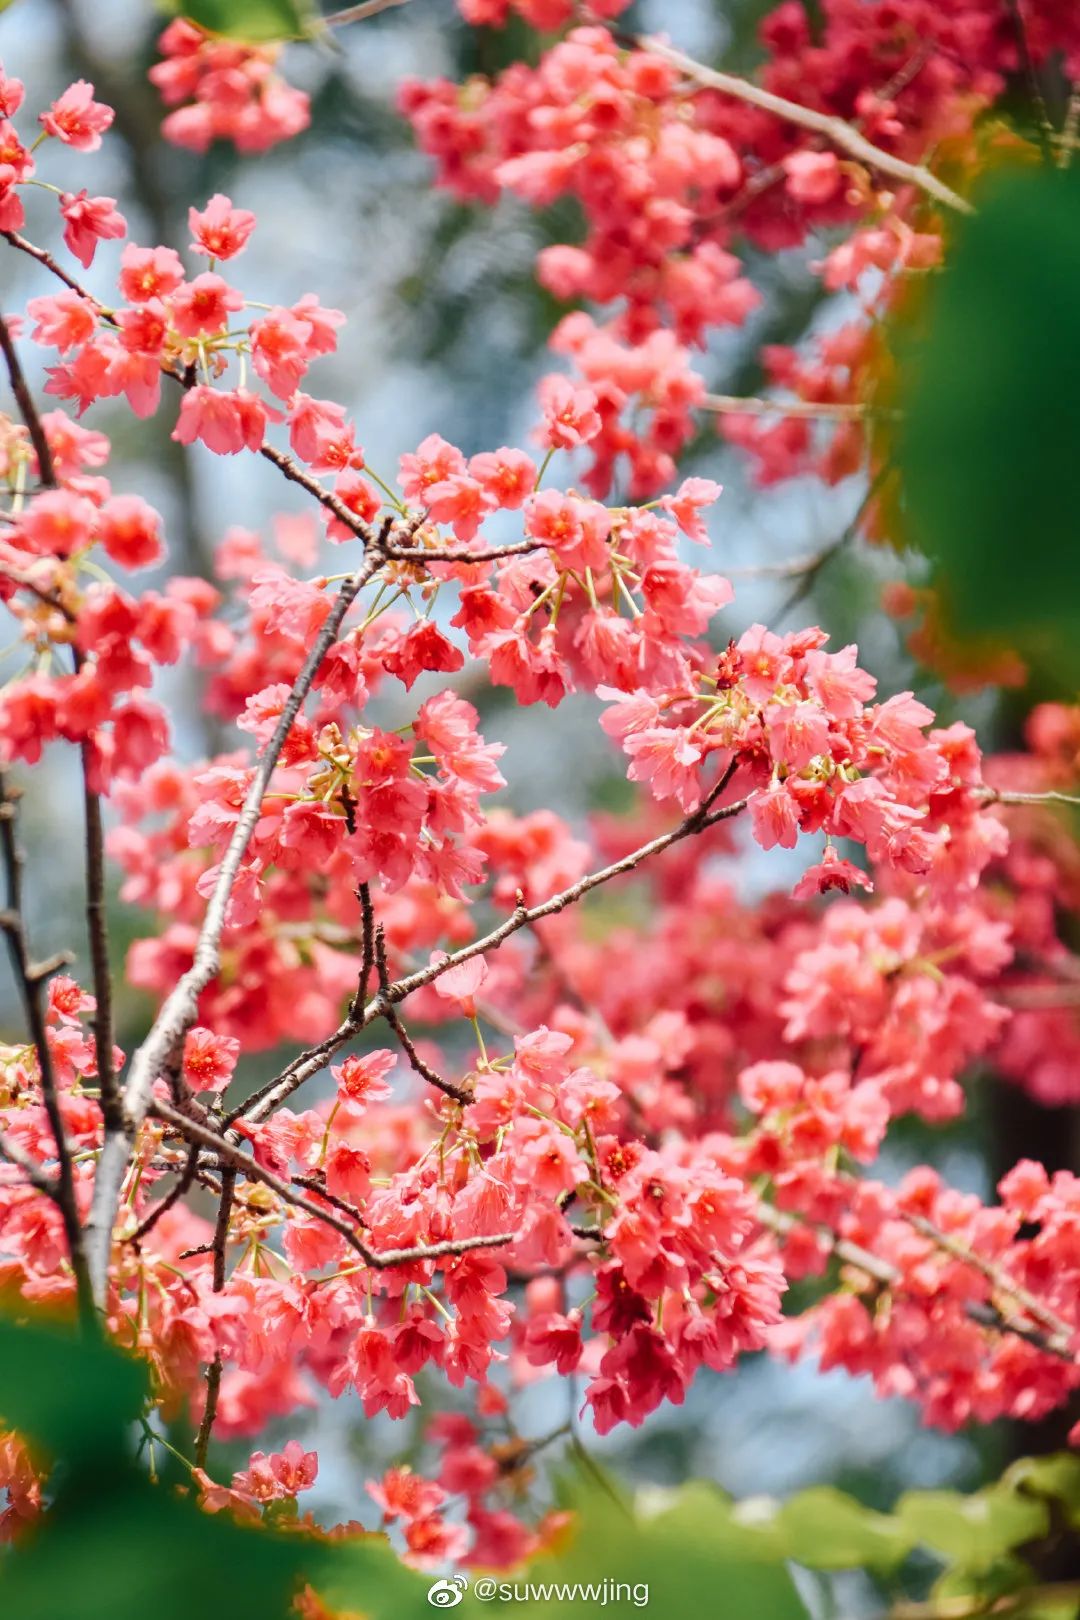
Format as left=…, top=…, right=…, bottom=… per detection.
left=152, top=1098, right=518, bottom=1269
left=757, top=1204, right=1076, bottom=1362
left=83, top=542, right=388, bottom=1306
left=635, top=35, right=974, bottom=217
left=2, top=296, right=126, bottom=1218
left=0, top=1126, right=60, bottom=1198
left=323, top=0, right=410, bottom=25
left=0, top=311, right=55, bottom=485
left=373, top=924, right=473, bottom=1106
left=240, top=779, right=748, bottom=1124
left=0, top=774, right=94, bottom=1324
left=194, top=1165, right=235, bottom=1468
left=702, top=393, right=881, bottom=421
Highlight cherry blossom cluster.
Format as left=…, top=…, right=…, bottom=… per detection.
left=150, top=18, right=310, bottom=154
left=402, top=4, right=1079, bottom=542
left=768, top=1161, right=1080, bottom=1434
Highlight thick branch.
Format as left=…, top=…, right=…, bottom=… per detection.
left=636, top=35, right=974, bottom=217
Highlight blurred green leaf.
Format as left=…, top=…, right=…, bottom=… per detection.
left=1002, top=1454, right=1080, bottom=1526
left=778, top=1485, right=911, bottom=1571
left=896, top=1486, right=1049, bottom=1571
left=0, top=1315, right=144, bottom=1464
left=2, top=1467, right=317, bottom=1620
left=896, top=166, right=1080, bottom=687
left=449, top=1473, right=810, bottom=1620
left=161, top=0, right=310, bottom=41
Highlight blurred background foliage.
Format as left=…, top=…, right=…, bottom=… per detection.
left=2, top=0, right=1079, bottom=1606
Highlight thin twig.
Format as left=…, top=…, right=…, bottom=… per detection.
left=152, top=1099, right=518, bottom=1269
left=636, top=35, right=974, bottom=217
left=901, top=1208, right=1077, bottom=1348
left=385, top=538, right=545, bottom=564
left=323, top=0, right=409, bottom=24
left=374, top=925, right=472, bottom=1106
left=72, top=648, right=121, bottom=1132
left=194, top=1165, right=235, bottom=1468
left=703, top=393, right=881, bottom=422
left=757, top=1205, right=1075, bottom=1361
left=128, top=1142, right=200, bottom=1247
left=2, top=298, right=124, bottom=1225
left=979, top=786, right=1080, bottom=809
left=0, top=1127, right=59, bottom=1197
left=241, top=782, right=749, bottom=1125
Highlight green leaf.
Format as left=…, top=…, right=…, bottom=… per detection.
left=446, top=1472, right=810, bottom=1620
left=897, top=1486, right=1049, bottom=1571
left=2, top=1467, right=318, bottom=1620
left=161, top=0, right=311, bottom=42
left=895, top=166, right=1080, bottom=687
left=0, top=1315, right=145, bottom=1464
left=1002, top=1454, right=1080, bottom=1526
left=778, top=1486, right=911, bottom=1571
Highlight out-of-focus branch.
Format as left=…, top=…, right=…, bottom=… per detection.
left=0, top=1127, right=60, bottom=1197
left=323, top=0, right=410, bottom=25
left=0, top=774, right=94, bottom=1324
left=0, top=312, right=55, bottom=485
left=980, top=786, right=1080, bottom=809
left=758, top=1204, right=1075, bottom=1361
left=635, top=35, right=974, bottom=217
left=703, top=393, right=882, bottom=422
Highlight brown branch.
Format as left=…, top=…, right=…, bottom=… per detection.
left=758, top=1204, right=1076, bottom=1362
left=69, top=647, right=122, bottom=1133
left=128, top=1142, right=200, bottom=1248
left=635, top=35, right=974, bottom=217
left=702, top=393, right=881, bottom=422
left=2, top=230, right=105, bottom=303
left=194, top=1165, right=235, bottom=1468
left=323, top=0, right=410, bottom=24
left=152, top=1099, right=517, bottom=1269
left=83, top=542, right=388, bottom=1306
left=0, top=308, right=121, bottom=1135
left=900, top=1208, right=1076, bottom=1350
left=2, top=293, right=124, bottom=1241
left=979, top=787, right=1080, bottom=809
left=0, top=1127, right=59, bottom=1198
left=240, top=780, right=749, bottom=1125
left=0, top=311, right=55, bottom=485
left=385, top=538, right=545, bottom=564
left=0, top=774, right=94, bottom=1324
left=373, top=924, right=472, bottom=1106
